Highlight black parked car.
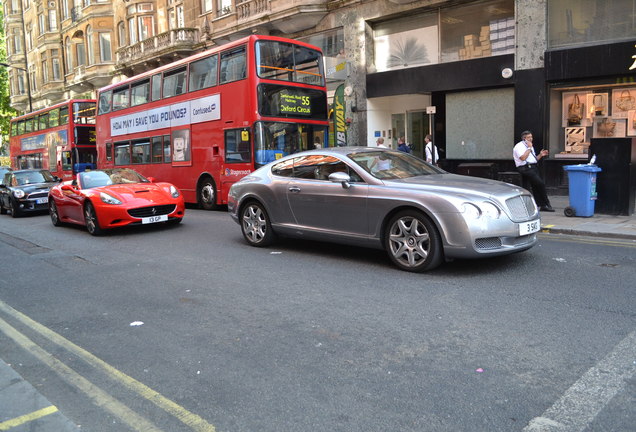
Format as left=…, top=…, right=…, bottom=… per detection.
left=0, top=169, right=60, bottom=217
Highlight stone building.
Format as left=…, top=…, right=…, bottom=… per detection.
left=3, top=0, right=636, bottom=196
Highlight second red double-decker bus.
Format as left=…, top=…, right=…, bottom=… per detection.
left=9, top=100, right=97, bottom=179
left=95, top=35, right=329, bottom=209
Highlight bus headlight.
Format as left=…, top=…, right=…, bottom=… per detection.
left=170, top=185, right=180, bottom=198
left=13, top=189, right=25, bottom=199
left=100, top=192, right=122, bottom=205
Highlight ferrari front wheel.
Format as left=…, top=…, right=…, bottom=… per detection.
left=84, top=202, right=104, bottom=236
left=49, top=200, right=63, bottom=226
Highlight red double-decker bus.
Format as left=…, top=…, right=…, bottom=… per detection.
left=95, top=35, right=329, bottom=209
left=9, top=100, right=97, bottom=180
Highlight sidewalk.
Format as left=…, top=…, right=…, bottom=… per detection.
left=0, top=360, right=80, bottom=431
left=540, top=195, right=636, bottom=240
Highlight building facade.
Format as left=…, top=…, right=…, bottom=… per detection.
left=3, top=0, right=636, bottom=200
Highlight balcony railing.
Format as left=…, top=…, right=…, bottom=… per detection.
left=117, top=28, right=199, bottom=64
left=237, top=0, right=269, bottom=20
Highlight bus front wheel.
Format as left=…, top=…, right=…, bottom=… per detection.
left=198, top=177, right=219, bottom=210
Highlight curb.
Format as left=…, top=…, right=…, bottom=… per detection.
left=540, top=226, right=636, bottom=241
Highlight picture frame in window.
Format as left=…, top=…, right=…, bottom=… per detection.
left=628, top=110, right=636, bottom=136
left=586, top=93, right=608, bottom=118
left=171, top=128, right=191, bottom=166
left=611, top=88, right=636, bottom=119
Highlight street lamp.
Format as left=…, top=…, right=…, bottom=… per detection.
left=0, top=62, right=33, bottom=112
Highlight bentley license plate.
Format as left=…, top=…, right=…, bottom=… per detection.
left=519, top=219, right=540, bottom=236
left=141, top=214, right=168, bottom=224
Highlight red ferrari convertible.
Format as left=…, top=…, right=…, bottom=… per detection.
left=48, top=168, right=185, bottom=235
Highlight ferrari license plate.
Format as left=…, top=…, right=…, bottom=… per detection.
left=519, top=219, right=540, bottom=236
left=36, top=197, right=48, bottom=204
left=141, top=214, right=168, bottom=224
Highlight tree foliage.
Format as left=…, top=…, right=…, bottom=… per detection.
left=0, top=9, right=18, bottom=156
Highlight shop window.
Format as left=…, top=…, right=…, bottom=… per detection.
left=548, top=0, right=636, bottom=49
left=440, top=0, right=514, bottom=61
left=373, top=12, right=439, bottom=72
left=549, top=83, right=636, bottom=159
left=372, top=0, right=513, bottom=72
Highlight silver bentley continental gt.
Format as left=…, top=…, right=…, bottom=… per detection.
left=228, top=147, right=540, bottom=272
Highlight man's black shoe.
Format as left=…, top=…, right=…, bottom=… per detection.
left=540, top=206, right=555, bottom=212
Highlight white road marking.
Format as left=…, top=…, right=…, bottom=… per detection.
left=523, top=330, right=636, bottom=432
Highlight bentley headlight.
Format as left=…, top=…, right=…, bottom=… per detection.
left=100, top=192, right=122, bottom=205
left=461, top=203, right=481, bottom=219
left=170, top=185, right=180, bottom=198
left=13, top=189, right=25, bottom=198
left=481, top=201, right=501, bottom=219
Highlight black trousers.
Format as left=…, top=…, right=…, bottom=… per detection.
left=517, top=164, right=551, bottom=208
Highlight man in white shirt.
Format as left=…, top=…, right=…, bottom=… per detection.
left=425, top=135, right=439, bottom=165
left=513, top=130, right=554, bottom=212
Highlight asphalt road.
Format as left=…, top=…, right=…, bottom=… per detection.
left=0, top=208, right=635, bottom=432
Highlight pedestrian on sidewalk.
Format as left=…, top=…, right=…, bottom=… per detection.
left=397, top=137, right=411, bottom=153
left=513, top=130, right=554, bottom=212
left=425, top=134, right=439, bottom=166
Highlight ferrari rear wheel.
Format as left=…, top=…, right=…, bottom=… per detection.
left=385, top=210, right=443, bottom=272
left=49, top=200, right=63, bottom=226
left=240, top=201, right=275, bottom=247
left=84, top=202, right=104, bottom=236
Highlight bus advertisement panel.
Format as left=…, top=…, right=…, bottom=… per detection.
left=9, top=100, right=97, bottom=180
left=95, top=35, right=329, bottom=209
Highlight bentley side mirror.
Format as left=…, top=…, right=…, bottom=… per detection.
left=329, top=172, right=351, bottom=189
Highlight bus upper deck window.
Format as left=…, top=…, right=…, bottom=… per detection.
left=131, top=79, right=150, bottom=106
left=74, top=102, right=96, bottom=124
left=98, top=91, right=112, bottom=114
left=189, top=55, right=218, bottom=92
left=49, top=108, right=60, bottom=127
left=163, top=67, right=187, bottom=98
left=151, top=74, right=161, bottom=101
left=113, top=86, right=130, bottom=111
left=60, top=106, right=69, bottom=125
left=220, top=46, right=246, bottom=84
left=38, top=113, right=49, bottom=130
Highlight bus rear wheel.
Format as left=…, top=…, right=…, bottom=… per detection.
left=198, top=177, right=219, bottom=210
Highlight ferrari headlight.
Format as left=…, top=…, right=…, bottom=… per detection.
left=480, top=201, right=501, bottom=219
left=100, top=192, right=122, bottom=205
left=170, top=185, right=180, bottom=198
left=13, top=189, right=25, bottom=198
left=461, top=203, right=481, bottom=219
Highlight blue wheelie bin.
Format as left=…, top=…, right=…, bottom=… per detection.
left=562, top=164, right=602, bottom=217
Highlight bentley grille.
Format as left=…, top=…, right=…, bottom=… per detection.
left=505, top=195, right=536, bottom=220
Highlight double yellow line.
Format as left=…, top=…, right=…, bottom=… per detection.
left=0, top=300, right=216, bottom=432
